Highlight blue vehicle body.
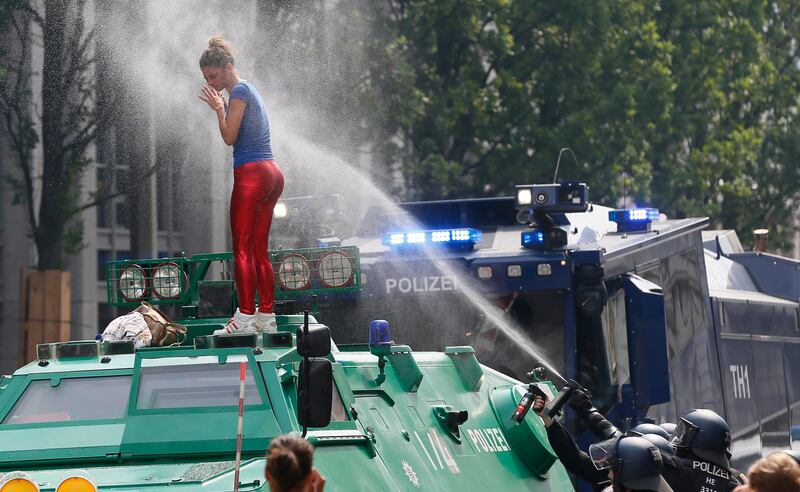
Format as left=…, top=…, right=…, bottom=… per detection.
left=279, top=195, right=800, bottom=479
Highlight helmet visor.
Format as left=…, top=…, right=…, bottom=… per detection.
left=589, top=436, right=620, bottom=470
left=670, top=418, right=699, bottom=448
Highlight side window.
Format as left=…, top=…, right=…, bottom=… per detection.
left=2, top=375, right=131, bottom=425
left=137, top=357, right=263, bottom=410
left=661, top=248, right=706, bottom=358
left=601, top=288, right=630, bottom=386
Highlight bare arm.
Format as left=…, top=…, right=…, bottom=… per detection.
left=199, top=85, right=246, bottom=146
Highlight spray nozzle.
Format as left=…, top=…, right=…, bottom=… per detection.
left=528, top=366, right=547, bottom=382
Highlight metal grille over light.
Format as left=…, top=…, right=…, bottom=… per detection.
left=152, top=262, right=186, bottom=299
left=317, top=250, right=354, bottom=288
left=277, top=253, right=312, bottom=291
left=118, top=265, right=146, bottom=301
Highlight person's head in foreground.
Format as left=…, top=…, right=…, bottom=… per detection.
left=733, top=451, right=800, bottom=492
left=265, top=434, right=318, bottom=492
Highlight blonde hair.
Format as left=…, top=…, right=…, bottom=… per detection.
left=748, top=453, right=800, bottom=492
left=199, top=35, right=234, bottom=68
left=265, top=435, right=314, bottom=492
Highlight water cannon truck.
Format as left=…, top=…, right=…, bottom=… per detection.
left=0, top=247, right=576, bottom=491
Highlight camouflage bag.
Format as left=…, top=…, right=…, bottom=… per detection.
left=134, top=301, right=187, bottom=347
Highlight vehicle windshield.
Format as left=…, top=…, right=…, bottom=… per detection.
left=2, top=375, right=131, bottom=425
left=137, top=356, right=263, bottom=409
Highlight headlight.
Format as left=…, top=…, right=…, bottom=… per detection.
left=56, top=476, right=97, bottom=492
left=118, top=264, right=146, bottom=301
left=151, top=262, right=186, bottom=299
left=0, top=472, right=39, bottom=492
left=273, top=202, right=288, bottom=218
left=317, top=251, right=354, bottom=288
left=516, top=188, right=532, bottom=206
left=276, top=253, right=312, bottom=291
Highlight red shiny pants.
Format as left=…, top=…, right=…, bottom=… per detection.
left=231, top=160, right=284, bottom=314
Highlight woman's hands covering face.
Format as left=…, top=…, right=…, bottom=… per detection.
left=199, top=84, right=226, bottom=112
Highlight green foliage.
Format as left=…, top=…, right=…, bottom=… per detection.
left=0, top=0, right=99, bottom=269
left=363, top=0, right=800, bottom=249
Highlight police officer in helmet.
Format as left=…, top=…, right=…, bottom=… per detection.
left=661, top=408, right=747, bottom=490
left=589, top=435, right=674, bottom=492
left=631, top=423, right=671, bottom=441
left=660, top=422, right=678, bottom=439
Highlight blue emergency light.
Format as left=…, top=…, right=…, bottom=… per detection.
left=521, top=227, right=568, bottom=250
left=609, top=208, right=659, bottom=233
left=382, top=228, right=483, bottom=249
left=521, top=230, right=546, bottom=248
left=369, top=319, right=392, bottom=348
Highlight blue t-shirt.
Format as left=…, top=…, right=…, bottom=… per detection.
left=228, top=80, right=273, bottom=167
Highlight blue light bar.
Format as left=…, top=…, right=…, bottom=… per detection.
left=609, top=208, right=659, bottom=233
left=382, top=228, right=483, bottom=248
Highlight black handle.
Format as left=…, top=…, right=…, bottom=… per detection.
left=543, top=379, right=580, bottom=419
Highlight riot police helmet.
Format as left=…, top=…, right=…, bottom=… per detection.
left=671, top=409, right=731, bottom=469
left=639, top=433, right=675, bottom=455
left=659, top=422, right=677, bottom=438
left=590, top=436, right=671, bottom=491
left=631, top=423, right=670, bottom=440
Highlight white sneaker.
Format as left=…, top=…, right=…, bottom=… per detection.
left=213, top=308, right=257, bottom=335
left=255, top=311, right=277, bottom=333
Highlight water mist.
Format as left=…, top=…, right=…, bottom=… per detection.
left=97, top=0, right=566, bottom=384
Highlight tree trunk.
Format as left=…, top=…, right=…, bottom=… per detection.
left=36, top=0, right=70, bottom=270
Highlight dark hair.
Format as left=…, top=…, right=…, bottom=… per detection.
left=266, top=435, right=314, bottom=491
left=199, top=35, right=234, bottom=68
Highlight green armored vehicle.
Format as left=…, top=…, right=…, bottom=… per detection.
left=0, top=248, right=575, bottom=491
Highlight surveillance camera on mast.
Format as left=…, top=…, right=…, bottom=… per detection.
left=514, top=182, right=589, bottom=215
left=514, top=149, right=589, bottom=251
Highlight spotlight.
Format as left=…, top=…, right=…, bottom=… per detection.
left=118, top=265, right=146, bottom=301
left=151, top=262, right=186, bottom=299
left=317, top=251, right=354, bottom=288
left=516, top=187, right=533, bottom=207
left=273, top=202, right=288, bottom=218
left=276, top=253, right=312, bottom=291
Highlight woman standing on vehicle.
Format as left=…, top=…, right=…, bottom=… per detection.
left=199, top=36, right=284, bottom=334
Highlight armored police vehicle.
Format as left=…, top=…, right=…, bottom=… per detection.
left=0, top=248, right=575, bottom=491
left=273, top=181, right=800, bottom=474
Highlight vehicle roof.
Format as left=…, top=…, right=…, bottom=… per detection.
left=348, top=202, right=710, bottom=274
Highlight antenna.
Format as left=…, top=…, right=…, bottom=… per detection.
left=553, top=147, right=580, bottom=183
left=622, top=171, right=628, bottom=209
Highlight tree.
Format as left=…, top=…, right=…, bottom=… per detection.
left=649, top=0, right=800, bottom=249
left=0, top=0, right=112, bottom=270
left=368, top=0, right=800, bottom=249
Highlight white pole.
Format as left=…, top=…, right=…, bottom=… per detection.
left=234, top=361, right=246, bottom=492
